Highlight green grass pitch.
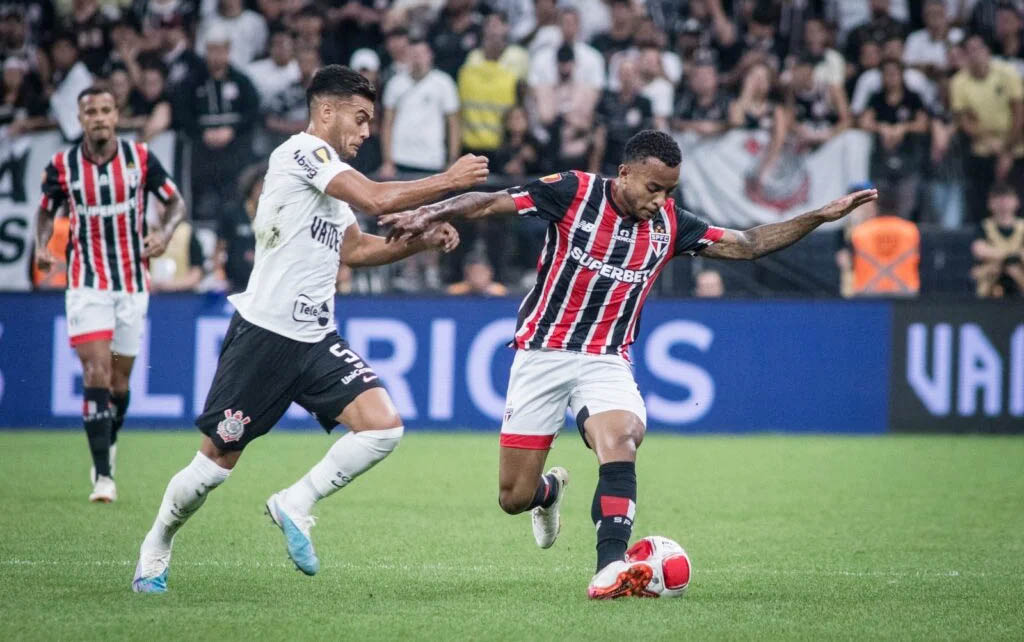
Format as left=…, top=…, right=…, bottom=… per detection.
left=1, top=430, right=1022, bottom=641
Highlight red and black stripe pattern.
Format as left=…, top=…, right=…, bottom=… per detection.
left=39, top=138, right=178, bottom=292
left=509, top=171, right=723, bottom=359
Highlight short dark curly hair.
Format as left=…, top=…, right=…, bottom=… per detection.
left=622, top=130, right=681, bottom=168
left=306, top=64, right=376, bottom=110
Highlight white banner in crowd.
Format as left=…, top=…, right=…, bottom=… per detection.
left=0, top=130, right=176, bottom=291
left=677, top=129, right=872, bottom=228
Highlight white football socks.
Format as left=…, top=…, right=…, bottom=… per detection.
left=143, top=451, right=232, bottom=551
left=282, top=426, right=404, bottom=515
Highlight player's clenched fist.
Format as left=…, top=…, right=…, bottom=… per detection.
left=381, top=209, right=429, bottom=243
left=35, top=246, right=57, bottom=271
left=422, top=223, right=460, bottom=253
left=445, top=154, right=489, bottom=190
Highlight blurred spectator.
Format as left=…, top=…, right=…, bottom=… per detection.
left=535, top=43, right=598, bottom=170
left=860, top=59, right=929, bottom=220
left=659, top=0, right=736, bottom=62
left=493, top=105, right=540, bottom=177
left=457, top=12, right=523, bottom=158
left=729, top=62, right=789, bottom=184
left=158, top=12, right=202, bottom=91
left=851, top=34, right=935, bottom=115
left=380, top=39, right=460, bottom=177
left=993, top=3, right=1024, bottom=76
left=718, top=1, right=784, bottom=76
left=672, top=53, right=730, bottom=138
left=2, top=6, right=48, bottom=77
left=693, top=268, right=725, bottom=297
left=971, top=182, right=1024, bottom=297
left=589, top=0, right=634, bottom=63
left=216, top=161, right=264, bottom=293
left=486, top=0, right=537, bottom=44
left=925, top=77, right=966, bottom=229
left=788, top=53, right=851, bottom=150
left=326, top=0, right=384, bottom=68
left=63, top=0, right=119, bottom=75
left=591, top=58, right=653, bottom=175
left=427, top=0, right=482, bottom=78
left=195, top=0, right=267, bottom=68
left=246, top=27, right=299, bottom=108
left=291, top=5, right=341, bottom=69
left=635, top=46, right=672, bottom=131
left=844, top=0, right=907, bottom=65
left=837, top=192, right=921, bottom=298
left=951, top=32, right=1024, bottom=223
left=180, top=27, right=259, bottom=221
left=0, top=56, right=48, bottom=135
left=799, top=16, right=845, bottom=89
left=262, top=45, right=319, bottom=149
left=527, top=7, right=604, bottom=91
left=446, top=251, right=508, bottom=295
left=150, top=221, right=204, bottom=292
left=968, top=0, right=1024, bottom=44
left=46, top=31, right=93, bottom=140
left=902, top=0, right=963, bottom=79
left=379, top=25, right=410, bottom=89
left=348, top=48, right=383, bottom=175
left=0, top=1, right=56, bottom=51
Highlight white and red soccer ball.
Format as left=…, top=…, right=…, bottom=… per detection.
left=627, top=535, right=692, bottom=598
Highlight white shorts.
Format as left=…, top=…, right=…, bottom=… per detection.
left=65, top=287, right=149, bottom=356
left=499, top=349, right=647, bottom=450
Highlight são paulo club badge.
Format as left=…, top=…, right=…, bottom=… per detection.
left=217, top=409, right=251, bottom=443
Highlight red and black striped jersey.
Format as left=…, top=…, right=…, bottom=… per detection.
left=39, top=138, right=178, bottom=292
left=508, top=170, right=723, bottom=359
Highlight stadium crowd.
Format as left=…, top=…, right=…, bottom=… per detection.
left=2, top=0, right=1023, bottom=297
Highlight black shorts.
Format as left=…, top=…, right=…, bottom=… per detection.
left=196, top=313, right=384, bottom=450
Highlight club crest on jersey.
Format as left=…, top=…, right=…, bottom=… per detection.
left=651, top=220, right=670, bottom=257
left=313, top=146, right=330, bottom=163
left=503, top=407, right=514, bottom=424
left=539, top=173, right=562, bottom=183
left=217, top=409, right=250, bottom=443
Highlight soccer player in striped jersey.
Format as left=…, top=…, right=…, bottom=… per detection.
left=383, top=130, right=878, bottom=599
left=34, top=85, right=187, bottom=504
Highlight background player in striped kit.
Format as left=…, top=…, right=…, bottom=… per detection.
left=34, top=86, right=186, bottom=503
left=383, top=130, right=878, bottom=599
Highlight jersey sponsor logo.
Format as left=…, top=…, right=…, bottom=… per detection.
left=216, top=409, right=251, bottom=443
left=616, top=226, right=637, bottom=244
left=312, top=146, right=330, bottom=163
left=293, top=294, right=332, bottom=327
left=310, top=215, right=341, bottom=252
left=79, top=201, right=133, bottom=218
left=539, top=173, right=562, bottom=183
left=292, top=149, right=318, bottom=180
left=651, top=220, right=670, bottom=257
left=569, top=245, right=651, bottom=283
left=330, top=344, right=380, bottom=385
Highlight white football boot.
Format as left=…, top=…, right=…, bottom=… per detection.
left=587, top=559, right=655, bottom=600
left=89, top=475, right=117, bottom=503
left=90, top=443, right=117, bottom=484
left=532, top=467, right=569, bottom=549
left=132, top=541, right=171, bottom=594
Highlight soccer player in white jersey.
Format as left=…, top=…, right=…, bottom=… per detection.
left=132, top=66, right=488, bottom=593
left=384, top=130, right=877, bottom=599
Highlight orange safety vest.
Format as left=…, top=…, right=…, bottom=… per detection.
left=32, top=216, right=70, bottom=290
left=850, top=216, right=920, bottom=296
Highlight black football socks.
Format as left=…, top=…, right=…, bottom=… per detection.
left=110, top=390, right=130, bottom=445
left=591, top=461, right=637, bottom=572
left=83, top=387, right=113, bottom=478
left=527, top=473, right=560, bottom=510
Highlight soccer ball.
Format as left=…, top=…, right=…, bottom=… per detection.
left=626, top=535, right=692, bottom=598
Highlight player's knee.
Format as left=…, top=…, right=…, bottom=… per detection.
left=595, top=418, right=645, bottom=457
left=81, top=360, right=112, bottom=388
left=497, top=483, right=533, bottom=515
left=357, top=425, right=404, bottom=455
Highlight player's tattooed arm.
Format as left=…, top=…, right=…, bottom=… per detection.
left=143, top=191, right=187, bottom=258
left=341, top=221, right=460, bottom=267
left=34, top=205, right=59, bottom=271
left=702, top=189, right=878, bottom=260
left=326, top=154, right=489, bottom=216
left=380, top=191, right=517, bottom=243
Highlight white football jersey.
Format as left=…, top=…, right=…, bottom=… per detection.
left=229, top=131, right=357, bottom=342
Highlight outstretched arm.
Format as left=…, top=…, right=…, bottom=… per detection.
left=380, top=190, right=517, bottom=242
left=326, top=154, right=489, bottom=216
left=341, top=221, right=460, bottom=267
left=702, top=189, right=878, bottom=260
